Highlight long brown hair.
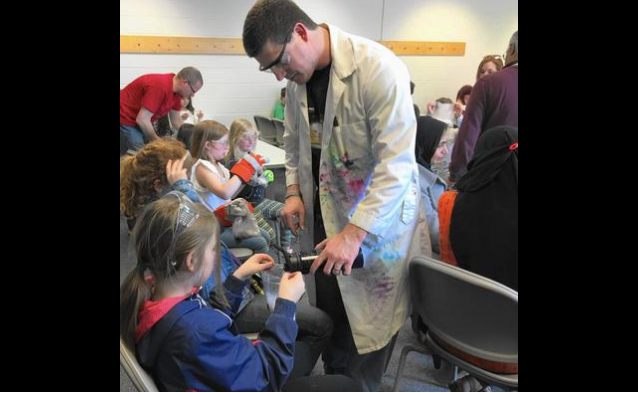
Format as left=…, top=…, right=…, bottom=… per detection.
left=190, top=120, right=230, bottom=162
left=120, top=139, right=189, bottom=218
left=119, top=194, right=223, bottom=352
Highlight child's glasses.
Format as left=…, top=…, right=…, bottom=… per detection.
left=213, top=139, right=230, bottom=148
left=242, top=133, right=258, bottom=142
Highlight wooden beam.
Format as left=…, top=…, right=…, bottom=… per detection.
left=379, top=41, right=465, bottom=56
left=120, top=35, right=465, bottom=56
left=120, top=36, right=246, bottom=55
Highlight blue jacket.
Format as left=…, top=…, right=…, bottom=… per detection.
left=169, top=181, right=255, bottom=312
left=418, top=163, right=447, bottom=253
left=199, top=242, right=254, bottom=313
left=136, top=275, right=298, bottom=391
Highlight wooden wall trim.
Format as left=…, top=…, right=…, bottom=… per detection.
left=120, top=35, right=465, bottom=56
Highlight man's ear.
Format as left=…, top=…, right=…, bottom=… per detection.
left=294, top=23, right=309, bottom=42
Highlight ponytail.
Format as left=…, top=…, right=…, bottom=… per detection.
left=119, top=267, right=152, bottom=353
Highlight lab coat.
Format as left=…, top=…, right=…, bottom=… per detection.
left=283, top=24, right=431, bottom=354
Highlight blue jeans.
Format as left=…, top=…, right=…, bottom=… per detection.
left=220, top=227, right=270, bottom=254
left=120, top=124, right=147, bottom=153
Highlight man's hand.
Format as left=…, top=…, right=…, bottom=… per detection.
left=310, top=224, right=367, bottom=276
left=282, top=185, right=305, bottom=236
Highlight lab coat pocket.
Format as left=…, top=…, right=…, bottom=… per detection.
left=341, top=120, right=371, bottom=160
left=326, top=121, right=373, bottom=208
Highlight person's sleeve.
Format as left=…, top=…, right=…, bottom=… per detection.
left=449, top=79, right=487, bottom=182
left=171, top=179, right=202, bottom=204
left=185, top=300, right=298, bottom=391
left=349, top=55, right=418, bottom=238
left=418, top=169, right=440, bottom=253
left=283, top=83, right=300, bottom=188
left=207, top=273, right=248, bottom=318
left=423, top=190, right=440, bottom=253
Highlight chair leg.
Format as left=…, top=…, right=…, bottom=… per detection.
left=449, top=375, right=491, bottom=392
left=433, top=354, right=442, bottom=369
left=392, top=344, right=430, bottom=392
left=392, top=345, right=413, bottom=392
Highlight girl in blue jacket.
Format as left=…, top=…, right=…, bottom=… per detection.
left=120, top=191, right=306, bottom=391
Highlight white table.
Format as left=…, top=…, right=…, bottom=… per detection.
left=254, top=141, right=287, bottom=202
left=255, top=141, right=285, bottom=169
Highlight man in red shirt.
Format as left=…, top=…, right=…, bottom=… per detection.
left=120, top=67, right=203, bottom=154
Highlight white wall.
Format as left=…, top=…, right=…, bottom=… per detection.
left=384, top=0, right=518, bottom=110
left=120, top=0, right=517, bottom=127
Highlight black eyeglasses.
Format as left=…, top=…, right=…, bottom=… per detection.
left=186, top=80, right=197, bottom=95
left=259, top=32, right=292, bottom=73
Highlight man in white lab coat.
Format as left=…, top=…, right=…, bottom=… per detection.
left=243, top=1, right=431, bottom=390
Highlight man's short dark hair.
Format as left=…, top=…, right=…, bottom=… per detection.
left=177, top=67, right=203, bottom=86
left=243, top=0, right=318, bottom=58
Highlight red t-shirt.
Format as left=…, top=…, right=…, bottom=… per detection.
left=120, top=73, right=183, bottom=126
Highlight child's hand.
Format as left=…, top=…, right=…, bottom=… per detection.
left=196, top=110, right=204, bottom=120
left=233, top=254, right=274, bottom=281
left=166, top=155, right=189, bottom=185
left=181, top=112, right=190, bottom=120
left=278, top=272, right=306, bottom=303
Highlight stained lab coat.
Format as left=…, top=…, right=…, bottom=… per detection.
left=283, top=24, right=431, bottom=354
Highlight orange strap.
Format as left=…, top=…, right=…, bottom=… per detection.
left=438, top=190, right=458, bottom=266
left=431, top=331, right=518, bottom=374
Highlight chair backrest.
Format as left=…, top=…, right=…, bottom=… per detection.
left=254, top=115, right=277, bottom=145
left=272, top=119, right=285, bottom=146
left=120, top=337, right=159, bottom=392
left=410, top=256, right=518, bottom=365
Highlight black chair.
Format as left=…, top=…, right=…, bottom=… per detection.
left=393, top=256, right=518, bottom=391
left=254, top=115, right=278, bottom=146
left=272, top=119, right=285, bottom=147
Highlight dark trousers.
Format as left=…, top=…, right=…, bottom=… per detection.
left=234, top=295, right=333, bottom=378
left=313, top=195, right=398, bottom=391
left=284, top=374, right=361, bottom=392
